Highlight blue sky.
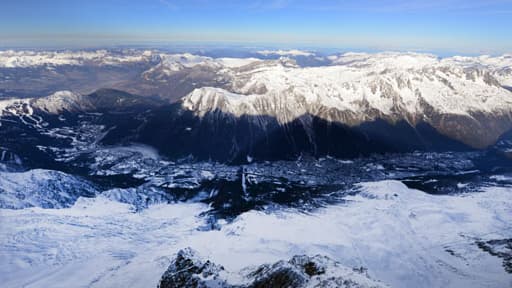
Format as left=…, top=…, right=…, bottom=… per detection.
left=1, top=0, right=511, bottom=54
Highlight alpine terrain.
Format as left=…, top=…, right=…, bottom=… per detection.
left=0, top=48, right=511, bottom=288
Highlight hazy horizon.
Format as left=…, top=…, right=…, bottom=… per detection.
left=1, top=0, right=511, bottom=55
left=0, top=42, right=508, bottom=59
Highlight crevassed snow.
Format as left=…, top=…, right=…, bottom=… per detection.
left=0, top=169, right=98, bottom=209
left=1, top=180, right=511, bottom=288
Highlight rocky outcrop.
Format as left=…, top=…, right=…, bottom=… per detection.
left=158, top=248, right=229, bottom=288
left=476, top=239, right=512, bottom=274
left=158, top=248, right=388, bottom=288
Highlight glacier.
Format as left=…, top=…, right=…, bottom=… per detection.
left=0, top=180, right=511, bottom=288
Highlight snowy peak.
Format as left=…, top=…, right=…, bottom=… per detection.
left=0, top=88, right=165, bottom=118
left=179, top=52, right=512, bottom=149
left=182, top=55, right=512, bottom=120
left=31, top=91, right=94, bottom=114
left=0, top=91, right=93, bottom=118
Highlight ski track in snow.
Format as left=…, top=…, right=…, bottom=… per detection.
left=0, top=181, right=511, bottom=288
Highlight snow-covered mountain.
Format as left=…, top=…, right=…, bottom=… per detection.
left=0, top=49, right=155, bottom=68
left=181, top=52, right=512, bottom=149
left=0, top=89, right=162, bottom=119
left=443, top=54, right=512, bottom=87
left=31, top=91, right=94, bottom=114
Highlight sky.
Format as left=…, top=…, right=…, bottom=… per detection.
left=0, top=0, right=511, bottom=54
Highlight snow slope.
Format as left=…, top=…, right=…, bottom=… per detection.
left=31, top=91, right=94, bottom=114
left=1, top=180, right=511, bottom=288
left=0, top=91, right=88, bottom=116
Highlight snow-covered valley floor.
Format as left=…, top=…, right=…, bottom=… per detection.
left=1, top=180, right=511, bottom=288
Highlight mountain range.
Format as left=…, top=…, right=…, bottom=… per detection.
left=1, top=50, right=512, bottom=162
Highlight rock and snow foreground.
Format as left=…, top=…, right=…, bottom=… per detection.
left=158, top=248, right=386, bottom=288
left=1, top=180, right=511, bottom=288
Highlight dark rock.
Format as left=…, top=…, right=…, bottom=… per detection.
left=476, top=238, right=512, bottom=274
left=158, top=248, right=228, bottom=288
left=158, top=249, right=387, bottom=288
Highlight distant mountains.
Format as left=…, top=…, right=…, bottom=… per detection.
left=1, top=50, right=512, bottom=162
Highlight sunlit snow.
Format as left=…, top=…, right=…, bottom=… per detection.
left=1, top=181, right=510, bottom=288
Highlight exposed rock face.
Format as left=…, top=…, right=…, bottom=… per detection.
left=133, top=106, right=474, bottom=162
left=247, top=255, right=387, bottom=288
left=158, top=248, right=388, bottom=288
left=476, top=239, right=512, bottom=274
left=158, top=248, right=228, bottom=288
